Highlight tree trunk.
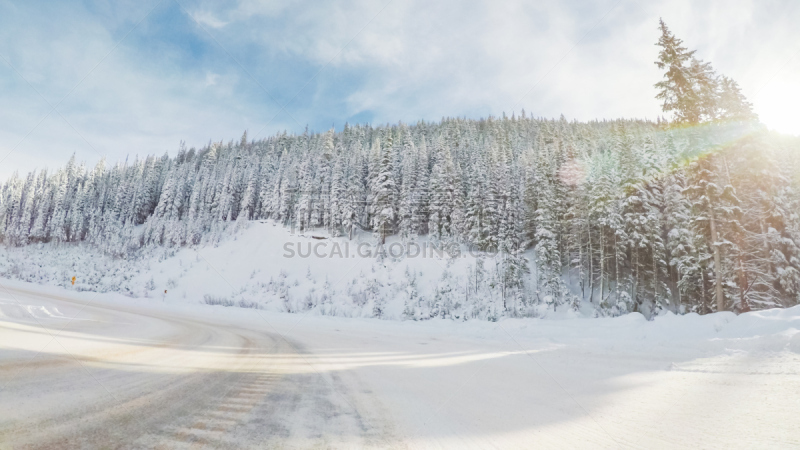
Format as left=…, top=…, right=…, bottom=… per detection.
left=760, top=219, right=771, bottom=275
left=701, top=269, right=708, bottom=313
left=709, top=210, right=725, bottom=312
left=588, top=224, right=594, bottom=303
left=614, top=232, right=620, bottom=304
left=632, top=248, right=638, bottom=309
left=653, top=247, right=658, bottom=306
left=737, top=253, right=749, bottom=312
left=599, top=228, right=605, bottom=304
left=573, top=226, right=580, bottom=297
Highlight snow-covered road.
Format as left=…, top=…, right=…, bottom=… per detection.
left=0, top=285, right=399, bottom=448
left=1, top=282, right=799, bottom=448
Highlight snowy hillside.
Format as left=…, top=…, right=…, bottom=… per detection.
left=1, top=116, right=799, bottom=319
left=0, top=221, right=557, bottom=320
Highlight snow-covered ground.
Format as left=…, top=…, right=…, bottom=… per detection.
left=1, top=279, right=799, bottom=448
left=0, top=221, right=563, bottom=321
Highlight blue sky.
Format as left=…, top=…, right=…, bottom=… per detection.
left=1, top=0, right=798, bottom=178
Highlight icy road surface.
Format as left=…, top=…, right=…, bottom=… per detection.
left=1, top=282, right=799, bottom=449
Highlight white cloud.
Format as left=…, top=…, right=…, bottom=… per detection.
left=190, top=10, right=230, bottom=29
left=205, top=72, right=221, bottom=87
left=2, top=0, right=799, bottom=180
left=202, top=0, right=800, bottom=129
left=0, top=2, right=292, bottom=179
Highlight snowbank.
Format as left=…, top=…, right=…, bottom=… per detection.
left=1, top=221, right=534, bottom=320
left=2, top=221, right=798, bottom=327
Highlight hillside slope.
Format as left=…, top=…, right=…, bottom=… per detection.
left=2, top=117, right=799, bottom=318
left=1, top=221, right=558, bottom=320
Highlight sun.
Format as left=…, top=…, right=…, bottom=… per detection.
left=754, top=78, right=800, bottom=136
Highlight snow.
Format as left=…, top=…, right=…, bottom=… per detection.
left=0, top=221, right=539, bottom=321
left=1, top=211, right=799, bottom=446
left=1, top=278, right=799, bottom=447
left=2, top=119, right=798, bottom=317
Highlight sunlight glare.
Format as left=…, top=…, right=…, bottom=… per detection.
left=755, top=78, right=800, bottom=136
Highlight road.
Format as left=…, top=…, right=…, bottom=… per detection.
left=0, top=286, right=398, bottom=449
left=2, top=283, right=800, bottom=449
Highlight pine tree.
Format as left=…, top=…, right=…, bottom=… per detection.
left=398, top=128, right=418, bottom=240
left=1, top=113, right=796, bottom=318
left=717, top=76, right=757, bottom=122
left=654, top=19, right=699, bottom=124
left=427, top=139, right=462, bottom=243
left=372, top=135, right=396, bottom=244
left=655, top=19, right=757, bottom=126
left=684, top=157, right=741, bottom=312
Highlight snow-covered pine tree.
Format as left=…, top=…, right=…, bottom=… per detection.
left=372, top=135, right=396, bottom=244
left=2, top=114, right=797, bottom=317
